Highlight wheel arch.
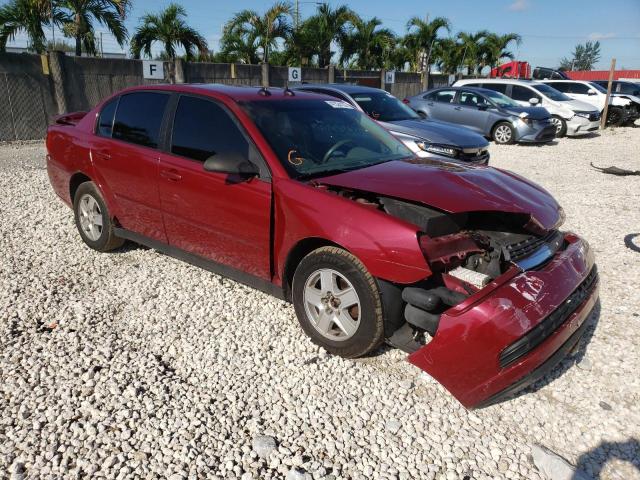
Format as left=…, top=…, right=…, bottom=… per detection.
left=282, top=237, right=347, bottom=301
left=69, top=171, right=92, bottom=203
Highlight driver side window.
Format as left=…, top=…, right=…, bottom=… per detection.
left=458, top=91, right=482, bottom=106
left=171, top=96, right=249, bottom=162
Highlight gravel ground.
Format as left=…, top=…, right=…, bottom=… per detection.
left=1, top=127, right=639, bottom=480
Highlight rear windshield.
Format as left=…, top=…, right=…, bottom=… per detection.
left=350, top=91, right=420, bottom=122
left=530, top=83, right=571, bottom=101
left=241, top=99, right=412, bottom=179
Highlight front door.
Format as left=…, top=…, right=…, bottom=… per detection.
left=91, top=91, right=170, bottom=243
left=454, top=90, right=490, bottom=133
left=158, top=95, right=272, bottom=280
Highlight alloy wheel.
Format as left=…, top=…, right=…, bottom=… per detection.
left=494, top=125, right=512, bottom=144
left=303, top=268, right=361, bottom=341
left=550, top=117, right=563, bottom=134
left=78, top=194, right=103, bottom=241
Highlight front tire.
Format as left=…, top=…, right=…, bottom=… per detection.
left=606, top=107, right=624, bottom=127
left=417, top=110, right=428, bottom=119
left=292, top=247, right=385, bottom=358
left=73, top=182, right=124, bottom=252
left=550, top=115, right=567, bottom=137
left=492, top=121, right=515, bottom=144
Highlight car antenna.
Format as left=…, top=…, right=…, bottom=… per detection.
left=258, top=86, right=271, bottom=96
left=283, top=79, right=295, bottom=96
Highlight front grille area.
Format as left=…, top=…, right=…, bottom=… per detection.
left=506, top=230, right=561, bottom=262
left=499, top=266, right=598, bottom=369
left=536, top=125, right=557, bottom=141
left=459, top=148, right=490, bottom=164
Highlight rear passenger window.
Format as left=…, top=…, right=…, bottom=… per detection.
left=512, top=85, right=540, bottom=102
left=112, top=92, right=169, bottom=148
left=549, top=82, right=570, bottom=93
left=171, top=96, right=249, bottom=162
left=97, top=98, right=117, bottom=137
left=482, top=83, right=508, bottom=94
left=430, top=90, right=456, bottom=103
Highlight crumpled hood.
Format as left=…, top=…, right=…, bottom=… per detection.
left=502, top=106, right=551, bottom=120
left=380, top=119, right=489, bottom=149
left=317, top=158, right=562, bottom=230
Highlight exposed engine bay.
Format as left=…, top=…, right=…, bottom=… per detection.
left=319, top=184, right=567, bottom=348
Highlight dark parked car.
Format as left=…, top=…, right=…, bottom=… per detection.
left=46, top=85, right=599, bottom=408
left=295, top=84, right=490, bottom=164
left=406, top=87, right=557, bottom=144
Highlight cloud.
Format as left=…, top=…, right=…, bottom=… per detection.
left=588, top=32, right=616, bottom=41
left=508, top=0, right=530, bottom=11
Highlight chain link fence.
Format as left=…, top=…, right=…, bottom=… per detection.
left=0, top=52, right=433, bottom=141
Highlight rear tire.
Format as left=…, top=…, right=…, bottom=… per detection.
left=492, top=121, right=515, bottom=144
left=292, top=247, right=385, bottom=358
left=550, top=115, right=567, bottom=137
left=73, top=182, right=124, bottom=252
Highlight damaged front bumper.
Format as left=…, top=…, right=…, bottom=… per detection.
left=406, top=233, right=598, bottom=408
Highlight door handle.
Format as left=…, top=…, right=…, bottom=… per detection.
left=426, top=102, right=434, bottom=106
left=160, top=169, right=182, bottom=181
left=454, top=106, right=462, bottom=110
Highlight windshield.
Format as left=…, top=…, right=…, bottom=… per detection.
left=530, top=83, right=571, bottom=101
left=241, top=99, right=412, bottom=179
left=350, top=91, right=420, bottom=122
left=482, top=89, right=521, bottom=108
left=589, top=82, right=607, bottom=93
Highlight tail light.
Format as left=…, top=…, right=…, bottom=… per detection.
left=402, top=98, right=410, bottom=105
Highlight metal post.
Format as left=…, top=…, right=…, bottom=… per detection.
left=100, top=32, right=104, bottom=57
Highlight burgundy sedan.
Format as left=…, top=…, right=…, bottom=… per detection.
left=46, top=84, right=598, bottom=408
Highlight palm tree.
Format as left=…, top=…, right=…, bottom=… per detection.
left=300, top=4, right=357, bottom=68
left=57, top=0, right=129, bottom=56
left=0, top=0, right=63, bottom=53
left=404, top=16, right=450, bottom=72
left=223, top=2, right=292, bottom=63
left=433, top=38, right=463, bottom=74
left=456, top=30, right=489, bottom=75
left=218, top=28, right=261, bottom=64
left=385, top=40, right=411, bottom=71
left=480, top=32, right=522, bottom=71
left=130, top=4, right=208, bottom=60
left=340, top=17, right=395, bottom=70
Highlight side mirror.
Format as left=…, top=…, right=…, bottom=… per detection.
left=587, top=88, right=597, bottom=95
left=203, top=152, right=259, bottom=177
left=529, top=97, right=540, bottom=105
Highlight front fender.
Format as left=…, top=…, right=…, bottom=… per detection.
left=273, top=179, right=431, bottom=285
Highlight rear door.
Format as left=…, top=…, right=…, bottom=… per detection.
left=91, top=91, right=170, bottom=242
left=157, top=94, right=272, bottom=280
left=425, top=89, right=459, bottom=123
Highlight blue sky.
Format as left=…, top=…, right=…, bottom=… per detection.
left=7, top=0, right=640, bottom=69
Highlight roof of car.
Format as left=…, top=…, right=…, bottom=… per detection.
left=295, top=83, right=386, bottom=95
left=456, top=78, right=540, bottom=85
left=428, top=86, right=497, bottom=95
left=112, top=83, right=328, bottom=102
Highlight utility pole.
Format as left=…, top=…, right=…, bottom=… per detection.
left=295, top=0, right=300, bottom=30
left=601, top=58, right=616, bottom=130
left=100, top=32, right=104, bottom=57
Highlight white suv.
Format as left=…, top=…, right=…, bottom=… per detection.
left=541, top=80, right=633, bottom=126
left=453, top=78, right=600, bottom=137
